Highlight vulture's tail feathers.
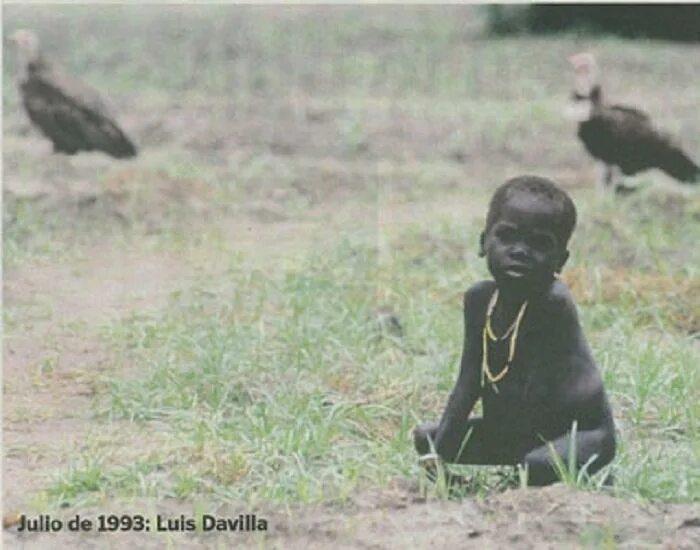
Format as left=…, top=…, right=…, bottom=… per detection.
left=99, top=122, right=138, bottom=158
left=109, top=136, right=138, bottom=159
left=659, top=144, right=699, bottom=184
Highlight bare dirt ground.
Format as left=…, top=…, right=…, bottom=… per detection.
left=3, top=483, right=699, bottom=548
left=3, top=246, right=201, bottom=508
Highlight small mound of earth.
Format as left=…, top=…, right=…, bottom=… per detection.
left=260, top=484, right=699, bottom=549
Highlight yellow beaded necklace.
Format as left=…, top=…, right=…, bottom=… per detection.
left=481, top=289, right=528, bottom=391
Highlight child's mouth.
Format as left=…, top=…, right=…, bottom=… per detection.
left=503, top=264, right=531, bottom=279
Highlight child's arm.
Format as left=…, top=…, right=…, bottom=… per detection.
left=524, top=284, right=616, bottom=484
left=431, top=285, right=486, bottom=461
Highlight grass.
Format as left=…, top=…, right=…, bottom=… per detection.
left=99, top=237, right=438, bottom=505
left=81, top=192, right=698, bottom=507
left=2, top=4, right=699, bottom=514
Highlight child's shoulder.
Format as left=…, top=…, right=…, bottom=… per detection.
left=539, top=278, right=579, bottom=319
left=544, top=278, right=575, bottom=303
left=462, top=279, right=579, bottom=315
left=464, top=280, right=497, bottom=305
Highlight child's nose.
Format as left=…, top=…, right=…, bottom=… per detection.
left=510, top=243, right=530, bottom=260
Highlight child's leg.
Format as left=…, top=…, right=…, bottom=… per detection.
left=522, top=427, right=615, bottom=486
left=414, top=418, right=517, bottom=465
left=413, top=421, right=440, bottom=455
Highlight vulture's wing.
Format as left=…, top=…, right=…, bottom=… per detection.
left=605, top=105, right=698, bottom=183
left=21, top=64, right=137, bottom=158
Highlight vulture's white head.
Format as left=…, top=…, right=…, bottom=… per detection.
left=9, top=29, right=43, bottom=80
left=568, top=52, right=599, bottom=97
left=565, top=52, right=600, bottom=123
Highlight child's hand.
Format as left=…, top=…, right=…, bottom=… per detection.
left=418, top=453, right=441, bottom=472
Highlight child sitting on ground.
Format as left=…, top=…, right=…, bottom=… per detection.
left=414, top=175, right=615, bottom=486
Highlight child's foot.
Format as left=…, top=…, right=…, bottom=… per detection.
left=418, top=454, right=476, bottom=493
left=417, top=453, right=441, bottom=482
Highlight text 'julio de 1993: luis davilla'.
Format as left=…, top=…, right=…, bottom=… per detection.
left=15, top=513, right=268, bottom=533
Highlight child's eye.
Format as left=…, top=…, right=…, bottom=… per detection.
left=496, top=226, right=516, bottom=241
left=530, top=233, right=556, bottom=251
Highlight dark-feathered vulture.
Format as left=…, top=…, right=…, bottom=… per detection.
left=9, top=29, right=137, bottom=158
left=568, top=52, right=698, bottom=189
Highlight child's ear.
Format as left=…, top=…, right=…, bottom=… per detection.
left=478, top=232, right=486, bottom=257
left=556, top=249, right=570, bottom=273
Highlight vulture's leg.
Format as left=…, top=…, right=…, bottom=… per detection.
left=595, top=163, right=613, bottom=192
left=604, top=164, right=613, bottom=189
left=614, top=179, right=644, bottom=196
left=612, top=167, right=646, bottom=196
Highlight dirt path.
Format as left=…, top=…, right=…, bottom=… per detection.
left=2, top=247, right=205, bottom=512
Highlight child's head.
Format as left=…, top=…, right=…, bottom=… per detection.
left=480, top=175, right=577, bottom=292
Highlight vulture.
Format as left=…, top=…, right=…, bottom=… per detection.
left=9, top=29, right=137, bottom=158
left=567, top=52, right=698, bottom=190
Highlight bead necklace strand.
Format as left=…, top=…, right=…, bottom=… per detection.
left=481, top=289, right=528, bottom=391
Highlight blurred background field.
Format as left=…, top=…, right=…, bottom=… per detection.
left=2, top=4, right=699, bottom=546
left=4, top=5, right=699, bottom=263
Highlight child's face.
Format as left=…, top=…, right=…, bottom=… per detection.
left=481, top=193, right=569, bottom=293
